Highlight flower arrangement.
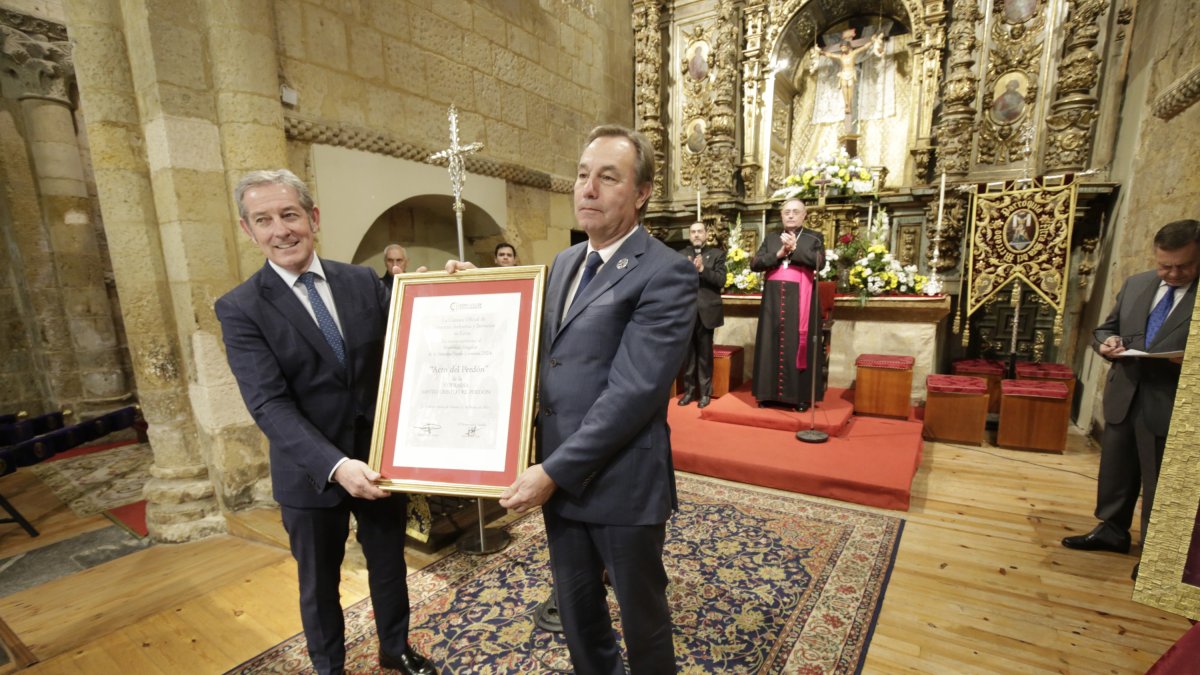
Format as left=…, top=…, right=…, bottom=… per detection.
left=770, top=147, right=874, bottom=201
left=723, top=215, right=762, bottom=293
left=846, top=245, right=928, bottom=297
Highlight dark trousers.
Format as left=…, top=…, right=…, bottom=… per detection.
left=543, top=509, right=675, bottom=675
left=281, top=492, right=410, bottom=675
left=1095, top=393, right=1167, bottom=545
left=682, top=321, right=714, bottom=399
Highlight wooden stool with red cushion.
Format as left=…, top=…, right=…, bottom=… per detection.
left=997, top=379, right=1070, bottom=453
left=1015, top=361, right=1076, bottom=403
left=712, top=345, right=745, bottom=398
left=854, top=354, right=914, bottom=418
left=924, top=374, right=988, bottom=445
left=951, top=358, right=1005, bottom=414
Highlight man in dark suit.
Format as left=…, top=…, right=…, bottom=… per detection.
left=498, top=126, right=696, bottom=674
left=215, top=170, right=434, bottom=675
left=678, top=221, right=727, bottom=408
left=1063, top=219, right=1200, bottom=579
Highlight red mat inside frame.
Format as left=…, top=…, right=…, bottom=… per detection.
left=670, top=394, right=923, bottom=511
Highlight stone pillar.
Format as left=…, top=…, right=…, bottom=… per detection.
left=66, top=0, right=224, bottom=541
left=0, top=10, right=129, bottom=413
left=192, top=0, right=287, bottom=507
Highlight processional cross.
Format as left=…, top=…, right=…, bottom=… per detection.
left=429, top=105, right=483, bottom=261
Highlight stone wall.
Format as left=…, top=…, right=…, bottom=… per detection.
left=1081, top=0, right=1200, bottom=432
left=276, top=0, right=634, bottom=179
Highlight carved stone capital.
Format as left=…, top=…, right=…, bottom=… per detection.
left=0, top=13, right=73, bottom=103
left=1045, top=102, right=1097, bottom=172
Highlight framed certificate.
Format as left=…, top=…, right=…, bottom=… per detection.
left=1134, top=403, right=1200, bottom=620
left=369, top=265, right=545, bottom=498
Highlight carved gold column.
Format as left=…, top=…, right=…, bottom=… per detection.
left=0, top=10, right=130, bottom=413
left=910, top=0, right=950, bottom=183
left=934, top=0, right=981, bottom=177
left=706, top=0, right=738, bottom=200
left=738, top=0, right=768, bottom=198
left=66, top=0, right=224, bottom=542
left=633, top=1, right=668, bottom=199
left=1045, top=0, right=1108, bottom=172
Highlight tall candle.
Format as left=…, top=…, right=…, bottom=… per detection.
left=867, top=202, right=874, bottom=229
left=936, top=172, right=946, bottom=230
left=760, top=210, right=766, bottom=242
left=696, top=188, right=702, bottom=221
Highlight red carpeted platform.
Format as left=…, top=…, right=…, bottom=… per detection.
left=670, top=396, right=923, bottom=511
left=700, top=383, right=856, bottom=434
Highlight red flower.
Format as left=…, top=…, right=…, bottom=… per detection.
left=839, top=233, right=854, bottom=245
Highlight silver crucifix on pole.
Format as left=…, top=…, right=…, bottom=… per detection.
left=429, top=105, right=483, bottom=262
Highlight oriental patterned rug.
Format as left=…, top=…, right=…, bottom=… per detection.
left=230, top=474, right=904, bottom=674
left=29, top=441, right=151, bottom=516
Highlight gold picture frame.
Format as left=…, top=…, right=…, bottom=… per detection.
left=1133, top=334, right=1200, bottom=620
left=368, top=264, right=545, bottom=499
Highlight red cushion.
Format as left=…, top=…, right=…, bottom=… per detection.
left=952, top=358, right=1005, bottom=376
left=1015, top=361, right=1074, bottom=380
left=1001, top=378, right=1068, bottom=399
left=713, top=345, right=743, bottom=358
left=927, top=374, right=987, bottom=395
left=855, top=354, right=915, bottom=370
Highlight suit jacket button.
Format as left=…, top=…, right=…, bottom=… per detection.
left=550, top=358, right=560, bottom=367
left=543, top=407, right=554, bottom=416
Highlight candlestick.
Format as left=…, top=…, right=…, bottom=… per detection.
left=936, top=172, right=946, bottom=230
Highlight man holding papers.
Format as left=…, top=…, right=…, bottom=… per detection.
left=1063, top=220, right=1200, bottom=580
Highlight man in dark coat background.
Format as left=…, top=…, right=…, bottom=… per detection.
left=678, top=220, right=727, bottom=408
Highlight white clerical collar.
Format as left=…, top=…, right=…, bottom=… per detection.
left=269, top=255, right=326, bottom=287
left=587, top=224, right=640, bottom=264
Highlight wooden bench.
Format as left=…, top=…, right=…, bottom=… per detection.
left=854, top=354, right=914, bottom=418
left=996, top=379, right=1070, bottom=453
left=951, top=358, right=1005, bottom=414
left=712, top=345, right=744, bottom=398
left=923, top=374, right=988, bottom=445
left=1015, top=361, right=1076, bottom=404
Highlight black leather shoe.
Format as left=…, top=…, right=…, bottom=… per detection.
left=697, top=396, right=711, bottom=408
left=678, top=393, right=695, bottom=406
left=1061, top=526, right=1131, bottom=554
left=534, top=593, right=563, bottom=632
left=797, top=402, right=811, bottom=412
left=379, top=645, right=437, bottom=674
left=1131, top=563, right=1139, bottom=581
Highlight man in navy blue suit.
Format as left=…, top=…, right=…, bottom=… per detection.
left=216, top=170, right=434, bottom=675
left=498, top=126, right=696, bottom=674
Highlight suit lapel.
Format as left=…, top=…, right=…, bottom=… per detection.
left=324, top=261, right=357, bottom=382
left=559, top=228, right=647, bottom=335
left=545, top=245, right=584, bottom=345
left=258, top=262, right=348, bottom=381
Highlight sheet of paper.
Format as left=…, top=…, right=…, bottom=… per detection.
left=1115, top=349, right=1185, bottom=359
left=393, top=292, right=521, bottom=472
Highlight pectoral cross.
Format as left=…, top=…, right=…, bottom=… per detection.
left=429, top=105, right=483, bottom=261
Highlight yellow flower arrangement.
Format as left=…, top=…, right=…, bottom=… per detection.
left=771, top=148, right=874, bottom=201
left=846, top=243, right=927, bottom=297
left=723, top=216, right=762, bottom=293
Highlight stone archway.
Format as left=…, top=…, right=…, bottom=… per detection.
left=351, top=194, right=504, bottom=273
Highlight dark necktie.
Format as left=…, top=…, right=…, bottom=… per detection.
left=1145, top=285, right=1175, bottom=344
left=299, top=271, right=346, bottom=366
left=572, top=251, right=603, bottom=304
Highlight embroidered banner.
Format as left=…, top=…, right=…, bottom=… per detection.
left=966, top=176, right=1077, bottom=316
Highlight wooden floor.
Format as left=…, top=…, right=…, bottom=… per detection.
left=0, top=429, right=1190, bottom=673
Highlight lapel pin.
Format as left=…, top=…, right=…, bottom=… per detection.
left=616, top=258, right=629, bottom=269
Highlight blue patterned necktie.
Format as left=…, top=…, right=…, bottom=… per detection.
left=1145, top=285, right=1175, bottom=345
left=299, top=271, right=346, bottom=366
left=572, top=251, right=603, bottom=304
